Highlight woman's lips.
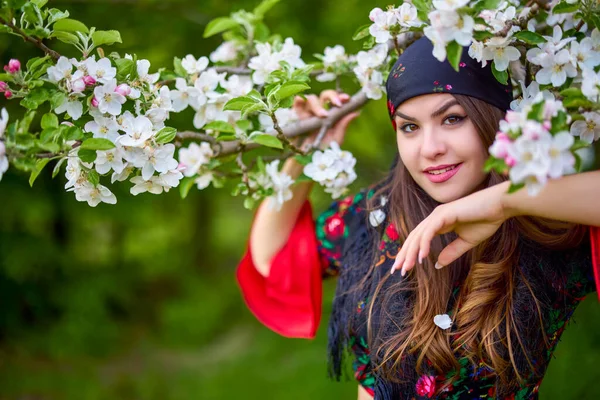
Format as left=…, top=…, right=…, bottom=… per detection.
left=423, top=163, right=462, bottom=183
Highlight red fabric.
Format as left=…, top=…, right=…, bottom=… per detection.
left=590, top=226, right=600, bottom=301
left=236, top=200, right=323, bottom=339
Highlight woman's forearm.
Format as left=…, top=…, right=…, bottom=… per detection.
left=502, top=170, right=600, bottom=226
left=249, top=158, right=314, bottom=277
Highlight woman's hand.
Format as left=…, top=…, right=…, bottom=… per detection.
left=292, top=90, right=360, bottom=151
left=390, top=181, right=511, bottom=276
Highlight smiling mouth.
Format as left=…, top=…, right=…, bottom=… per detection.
left=425, top=164, right=460, bottom=175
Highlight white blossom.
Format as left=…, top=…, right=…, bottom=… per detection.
left=139, top=144, right=179, bottom=181
left=535, top=49, right=577, bottom=87
left=0, top=108, right=8, bottom=181
left=510, top=81, right=555, bottom=112
left=368, top=7, right=397, bottom=43
left=279, top=38, right=306, bottom=69
left=74, top=182, right=117, bottom=207
left=46, top=56, right=75, bottom=82
left=181, top=54, right=209, bottom=75
left=433, top=314, right=453, bottom=330
left=84, top=116, right=120, bottom=142
left=265, top=160, right=294, bottom=211
left=547, top=132, right=575, bottom=179
left=156, top=169, right=184, bottom=191
left=569, top=38, right=600, bottom=70
left=195, top=171, right=214, bottom=190
left=394, top=3, right=422, bottom=28
left=432, top=0, right=469, bottom=11
left=304, top=151, right=339, bottom=182
left=178, top=142, right=214, bottom=177
left=482, top=36, right=520, bottom=71
left=94, top=80, right=127, bottom=116
left=170, top=78, right=202, bottom=112
left=118, top=115, right=155, bottom=147
left=508, top=134, right=552, bottom=196
left=111, top=163, right=134, bottom=183
left=95, top=147, right=126, bottom=175
left=581, top=66, right=600, bottom=102
left=248, top=42, right=281, bottom=85
left=136, top=59, right=159, bottom=85
left=258, top=107, right=298, bottom=131
left=570, top=112, right=600, bottom=143
left=87, top=57, right=117, bottom=84
left=55, top=94, right=84, bottom=120
left=210, top=41, right=242, bottom=63
left=130, top=175, right=165, bottom=195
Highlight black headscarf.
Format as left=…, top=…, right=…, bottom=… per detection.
left=385, top=36, right=513, bottom=130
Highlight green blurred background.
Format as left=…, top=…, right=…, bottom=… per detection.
left=0, top=1, right=598, bottom=399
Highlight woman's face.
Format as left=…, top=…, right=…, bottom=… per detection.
left=394, top=93, right=488, bottom=204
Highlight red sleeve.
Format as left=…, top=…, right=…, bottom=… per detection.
left=590, top=226, right=600, bottom=301
left=236, top=200, right=323, bottom=339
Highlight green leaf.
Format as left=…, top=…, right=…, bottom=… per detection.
left=80, top=138, right=116, bottom=151
left=250, top=133, right=283, bottom=149
left=52, top=31, right=79, bottom=45
left=552, top=1, right=579, bottom=14
left=52, top=157, right=67, bottom=178
left=20, top=88, right=50, bottom=110
left=362, top=36, right=376, bottom=50
left=243, top=197, right=256, bottom=210
left=446, top=41, right=462, bottom=72
left=515, top=31, right=546, bottom=45
left=40, top=127, right=59, bottom=142
left=179, top=177, right=196, bottom=199
left=527, top=101, right=544, bottom=121
left=203, top=17, right=239, bottom=38
left=352, top=24, right=371, bottom=41
left=573, top=151, right=582, bottom=173
left=236, top=119, right=252, bottom=132
left=294, top=154, right=313, bottom=166
left=88, top=170, right=100, bottom=186
left=507, top=182, right=525, bottom=194
left=491, top=61, right=508, bottom=85
left=563, top=97, right=594, bottom=109
left=276, top=81, right=311, bottom=100
left=78, top=149, right=97, bottom=163
left=64, top=125, right=84, bottom=141
left=241, top=102, right=267, bottom=117
left=473, top=30, right=494, bottom=41
left=474, top=0, right=501, bottom=12
left=559, top=88, right=584, bottom=98
left=590, top=14, right=600, bottom=31
left=155, top=127, right=177, bottom=144
left=41, top=113, right=59, bottom=129
left=53, top=18, right=89, bottom=33
left=26, top=55, right=50, bottom=75
left=49, top=91, right=66, bottom=110
left=31, top=0, right=48, bottom=8
left=114, top=57, right=135, bottom=80
left=29, top=159, right=50, bottom=187
left=0, top=73, right=14, bottom=83
left=571, top=138, right=590, bottom=152
left=483, top=156, right=508, bottom=173
left=253, top=0, right=280, bottom=18
left=92, top=30, right=122, bottom=46
left=223, top=96, right=258, bottom=111
left=47, top=8, right=70, bottom=25
left=173, top=57, right=187, bottom=77
left=412, top=0, right=431, bottom=14
left=22, top=2, right=42, bottom=25
left=204, top=121, right=236, bottom=134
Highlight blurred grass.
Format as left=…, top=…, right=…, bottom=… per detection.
left=0, top=0, right=599, bottom=399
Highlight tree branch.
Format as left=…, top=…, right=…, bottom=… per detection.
left=0, top=16, right=61, bottom=61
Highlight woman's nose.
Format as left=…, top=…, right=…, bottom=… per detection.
left=420, top=128, right=447, bottom=159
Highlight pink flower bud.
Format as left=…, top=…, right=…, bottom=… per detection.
left=542, top=120, right=551, bottom=130
left=71, top=78, right=86, bottom=93
left=505, top=156, right=516, bottom=167
left=495, top=132, right=510, bottom=142
left=83, top=75, right=96, bottom=86
left=0, top=81, right=7, bottom=92
left=115, top=83, right=131, bottom=97
left=177, top=162, right=187, bottom=171
left=4, top=59, right=21, bottom=74
left=4, top=90, right=12, bottom=99
left=91, top=96, right=99, bottom=107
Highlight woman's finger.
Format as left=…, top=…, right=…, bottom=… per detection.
left=320, top=90, right=343, bottom=107
left=436, top=237, right=475, bottom=269
left=306, top=94, right=329, bottom=117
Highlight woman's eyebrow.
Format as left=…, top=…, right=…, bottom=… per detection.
left=394, top=99, right=461, bottom=121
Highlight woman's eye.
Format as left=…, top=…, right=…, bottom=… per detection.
left=444, top=115, right=466, bottom=125
left=400, top=123, right=418, bottom=133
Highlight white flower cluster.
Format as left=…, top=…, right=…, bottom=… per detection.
left=0, top=108, right=9, bottom=181
left=526, top=26, right=600, bottom=87
left=368, top=4, right=422, bottom=44
left=353, top=44, right=388, bottom=100
left=489, top=99, right=582, bottom=196
left=178, top=142, right=215, bottom=190
left=210, top=41, right=243, bottom=64
left=170, top=57, right=254, bottom=129
left=248, top=38, right=306, bottom=85
left=304, top=142, right=357, bottom=199
left=316, top=45, right=351, bottom=82
left=424, top=0, right=475, bottom=62
left=258, top=160, right=294, bottom=211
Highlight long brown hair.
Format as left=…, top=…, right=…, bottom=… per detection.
left=363, top=94, right=585, bottom=393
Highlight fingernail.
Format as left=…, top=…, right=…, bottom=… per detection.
left=435, top=262, right=443, bottom=269
left=333, top=98, right=342, bottom=107
left=401, top=268, right=406, bottom=277
left=418, top=254, right=422, bottom=265
left=390, top=266, right=395, bottom=275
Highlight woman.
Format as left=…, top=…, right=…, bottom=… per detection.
left=236, top=37, right=599, bottom=399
